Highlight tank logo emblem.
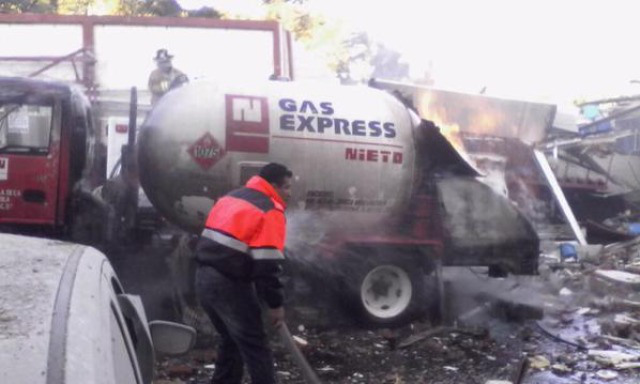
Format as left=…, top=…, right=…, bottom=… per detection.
left=0, top=157, right=7, bottom=181
left=226, top=95, right=270, bottom=153
left=188, top=133, right=226, bottom=170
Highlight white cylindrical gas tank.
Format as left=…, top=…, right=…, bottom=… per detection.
left=138, top=80, right=418, bottom=233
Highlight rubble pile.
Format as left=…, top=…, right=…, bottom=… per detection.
left=153, top=239, right=640, bottom=384
left=525, top=237, right=640, bottom=383
left=154, top=322, right=533, bottom=384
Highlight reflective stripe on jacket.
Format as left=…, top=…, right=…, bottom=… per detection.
left=204, top=176, right=286, bottom=257
left=195, top=176, right=287, bottom=308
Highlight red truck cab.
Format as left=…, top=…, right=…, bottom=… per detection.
left=0, top=77, right=103, bottom=234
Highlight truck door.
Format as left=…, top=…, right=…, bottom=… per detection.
left=0, top=94, right=61, bottom=226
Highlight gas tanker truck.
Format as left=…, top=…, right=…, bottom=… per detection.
left=138, top=80, right=539, bottom=326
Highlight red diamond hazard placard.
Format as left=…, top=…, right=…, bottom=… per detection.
left=188, top=132, right=226, bottom=170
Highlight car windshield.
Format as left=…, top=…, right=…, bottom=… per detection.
left=0, top=101, right=53, bottom=154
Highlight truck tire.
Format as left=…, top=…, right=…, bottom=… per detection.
left=340, top=250, right=433, bottom=328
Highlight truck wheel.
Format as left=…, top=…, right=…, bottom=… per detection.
left=361, top=264, right=415, bottom=321
left=346, top=258, right=431, bottom=328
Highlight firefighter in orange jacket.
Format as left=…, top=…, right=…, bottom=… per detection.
left=195, top=163, right=292, bottom=384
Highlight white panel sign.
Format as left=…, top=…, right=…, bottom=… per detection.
left=0, top=24, right=83, bottom=79
left=106, top=117, right=129, bottom=179
left=8, top=109, right=29, bottom=133
left=0, top=157, right=8, bottom=181
left=0, top=24, right=83, bottom=56
left=94, top=26, right=275, bottom=89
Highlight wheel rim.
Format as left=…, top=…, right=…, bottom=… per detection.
left=360, top=265, right=412, bottom=319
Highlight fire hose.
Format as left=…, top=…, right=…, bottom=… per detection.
left=278, top=323, right=322, bottom=384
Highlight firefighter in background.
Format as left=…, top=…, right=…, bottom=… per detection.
left=195, top=163, right=293, bottom=384
left=148, top=49, right=187, bottom=104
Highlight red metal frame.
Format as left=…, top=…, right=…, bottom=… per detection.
left=286, top=30, right=294, bottom=80
left=0, top=14, right=292, bottom=89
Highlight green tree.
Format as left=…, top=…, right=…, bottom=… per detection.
left=260, top=0, right=409, bottom=83
left=262, top=0, right=349, bottom=76
left=57, top=0, right=182, bottom=16
left=0, top=0, right=55, bottom=13
left=185, top=6, right=221, bottom=19
left=133, top=0, right=182, bottom=17
left=0, top=0, right=221, bottom=17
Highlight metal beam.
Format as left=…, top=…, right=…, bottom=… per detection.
left=576, top=95, right=640, bottom=107
left=534, top=150, right=587, bottom=245
left=0, top=14, right=282, bottom=31
left=28, top=48, right=88, bottom=79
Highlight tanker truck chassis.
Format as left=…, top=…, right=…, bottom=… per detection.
left=138, top=80, right=539, bottom=327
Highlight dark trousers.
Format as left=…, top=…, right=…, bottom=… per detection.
left=196, top=266, right=277, bottom=384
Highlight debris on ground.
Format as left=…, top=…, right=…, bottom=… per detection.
left=484, top=381, right=513, bottom=384
left=596, top=369, right=619, bottom=381
left=153, top=236, right=640, bottom=384
left=528, top=355, right=550, bottom=370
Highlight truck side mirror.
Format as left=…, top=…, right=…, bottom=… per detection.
left=148, top=320, right=196, bottom=356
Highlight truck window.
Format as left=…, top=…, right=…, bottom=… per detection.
left=0, top=103, right=53, bottom=154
